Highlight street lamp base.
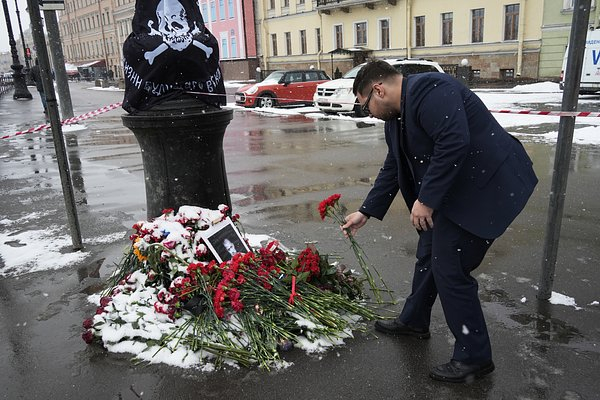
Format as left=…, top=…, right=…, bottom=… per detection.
left=11, top=68, right=32, bottom=100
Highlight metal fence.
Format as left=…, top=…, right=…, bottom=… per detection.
left=0, top=76, right=14, bottom=96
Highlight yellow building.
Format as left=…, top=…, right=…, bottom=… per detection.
left=257, top=0, right=544, bottom=80
left=59, top=0, right=123, bottom=79
left=539, top=0, right=600, bottom=79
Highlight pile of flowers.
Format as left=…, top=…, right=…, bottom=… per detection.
left=82, top=202, right=385, bottom=370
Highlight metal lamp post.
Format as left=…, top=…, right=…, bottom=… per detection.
left=1, top=0, right=32, bottom=99
left=14, top=0, right=30, bottom=71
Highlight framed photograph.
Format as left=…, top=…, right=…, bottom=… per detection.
left=202, top=217, right=251, bottom=262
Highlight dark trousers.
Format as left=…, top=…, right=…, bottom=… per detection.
left=399, top=212, right=493, bottom=363
left=38, top=90, right=47, bottom=112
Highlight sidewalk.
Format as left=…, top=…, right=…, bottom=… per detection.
left=0, top=83, right=599, bottom=400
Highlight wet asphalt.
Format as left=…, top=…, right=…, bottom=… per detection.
left=0, top=82, right=599, bottom=400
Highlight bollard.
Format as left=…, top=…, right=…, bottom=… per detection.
left=122, top=96, right=233, bottom=219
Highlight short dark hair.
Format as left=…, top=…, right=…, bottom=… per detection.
left=353, top=59, right=400, bottom=96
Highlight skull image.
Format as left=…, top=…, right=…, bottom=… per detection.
left=156, top=0, right=193, bottom=50
left=156, top=0, right=192, bottom=51
left=144, top=0, right=213, bottom=65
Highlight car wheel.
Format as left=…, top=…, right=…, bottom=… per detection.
left=258, top=94, right=276, bottom=108
left=353, top=101, right=367, bottom=118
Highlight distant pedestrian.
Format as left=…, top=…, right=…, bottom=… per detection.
left=29, top=59, right=47, bottom=115
left=342, top=60, right=538, bottom=383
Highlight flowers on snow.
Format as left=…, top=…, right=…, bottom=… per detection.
left=81, top=205, right=378, bottom=370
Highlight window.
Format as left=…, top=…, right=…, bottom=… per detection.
left=298, top=0, right=305, bottom=4
left=231, top=36, right=237, bottom=57
left=219, top=0, right=225, bottom=20
left=305, top=71, right=319, bottom=81
left=271, top=33, right=278, bottom=56
left=504, top=4, right=519, bottom=41
left=201, top=3, right=208, bottom=19
left=355, top=22, right=367, bottom=46
left=286, top=72, right=303, bottom=83
left=221, top=35, right=229, bottom=58
left=316, top=28, right=321, bottom=52
left=500, top=68, right=515, bottom=79
left=561, top=0, right=594, bottom=8
left=228, top=0, right=234, bottom=18
left=415, top=16, right=425, bottom=47
left=442, top=12, right=452, bottom=45
left=300, top=30, right=307, bottom=54
left=471, top=8, right=484, bottom=43
left=334, top=24, right=343, bottom=49
left=210, top=1, right=217, bottom=22
left=285, top=32, right=292, bottom=55
left=283, top=0, right=289, bottom=7
left=380, top=19, right=390, bottom=50
left=269, top=0, right=275, bottom=9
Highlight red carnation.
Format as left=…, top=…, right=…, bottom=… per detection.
left=231, top=300, right=244, bottom=312
left=318, top=194, right=341, bottom=220
left=82, top=318, right=94, bottom=330
left=82, top=330, right=94, bottom=344
left=297, top=247, right=321, bottom=281
left=99, top=296, right=112, bottom=307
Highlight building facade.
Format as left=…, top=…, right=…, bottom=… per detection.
left=58, top=0, right=119, bottom=79
left=0, top=52, right=12, bottom=74
left=539, top=0, right=599, bottom=79
left=57, top=0, right=259, bottom=80
left=200, top=0, right=259, bottom=79
left=256, top=0, right=545, bottom=80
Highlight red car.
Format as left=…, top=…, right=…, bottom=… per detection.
left=235, top=69, right=330, bottom=108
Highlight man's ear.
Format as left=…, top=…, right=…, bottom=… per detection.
left=374, top=82, right=384, bottom=98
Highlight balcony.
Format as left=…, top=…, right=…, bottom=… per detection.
left=316, top=0, right=396, bottom=14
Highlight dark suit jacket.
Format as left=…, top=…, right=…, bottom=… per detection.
left=360, top=73, right=538, bottom=239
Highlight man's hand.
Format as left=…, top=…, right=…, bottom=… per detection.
left=411, top=200, right=434, bottom=231
left=341, top=211, right=369, bottom=238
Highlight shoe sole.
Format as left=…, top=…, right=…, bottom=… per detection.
left=374, top=323, right=431, bottom=339
left=429, top=362, right=495, bottom=383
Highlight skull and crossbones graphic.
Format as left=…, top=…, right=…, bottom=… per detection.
left=144, top=0, right=214, bottom=65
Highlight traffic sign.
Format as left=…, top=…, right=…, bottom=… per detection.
left=39, top=0, right=65, bottom=11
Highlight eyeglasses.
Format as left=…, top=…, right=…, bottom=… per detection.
left=360, top=82, right=381, bottom=115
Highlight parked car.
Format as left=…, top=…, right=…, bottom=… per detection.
left=313, top=58, right=445, bottom=117
left=235, top=69, right=330, bottom=108
left=559, top=28, right=600, bottom=94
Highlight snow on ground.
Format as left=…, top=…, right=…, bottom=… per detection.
left=549, top=291, right=582, bottom=310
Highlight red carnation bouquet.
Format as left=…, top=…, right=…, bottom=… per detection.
left=318, top=194, right=392, bottom=304
left=81, top=205, right=379, bottom=370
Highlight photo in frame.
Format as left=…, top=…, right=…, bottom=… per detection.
left=202, top=217, right=251, bottom=262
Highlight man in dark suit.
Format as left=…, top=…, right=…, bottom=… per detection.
left=342, top=60, right=538, bottom=383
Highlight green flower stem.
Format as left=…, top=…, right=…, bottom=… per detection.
left=327, top=208, right=394, bottom=304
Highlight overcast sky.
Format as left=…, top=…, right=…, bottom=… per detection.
left=0, top=0, right=32, bottom=53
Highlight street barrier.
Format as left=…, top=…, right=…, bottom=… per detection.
left=1, top=101, right=123, bottom=140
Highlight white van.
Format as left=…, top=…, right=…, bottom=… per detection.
left=560, top=28, right=600, bottom=94
left=313, top=58, right=444, bottom=117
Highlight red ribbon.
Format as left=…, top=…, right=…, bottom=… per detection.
left=288, top=276, right=301, bottom=305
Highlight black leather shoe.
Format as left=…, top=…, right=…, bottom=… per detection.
left=429, top=359, right=495, bottom=383
left=374, top=319, right=430, bottom=339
